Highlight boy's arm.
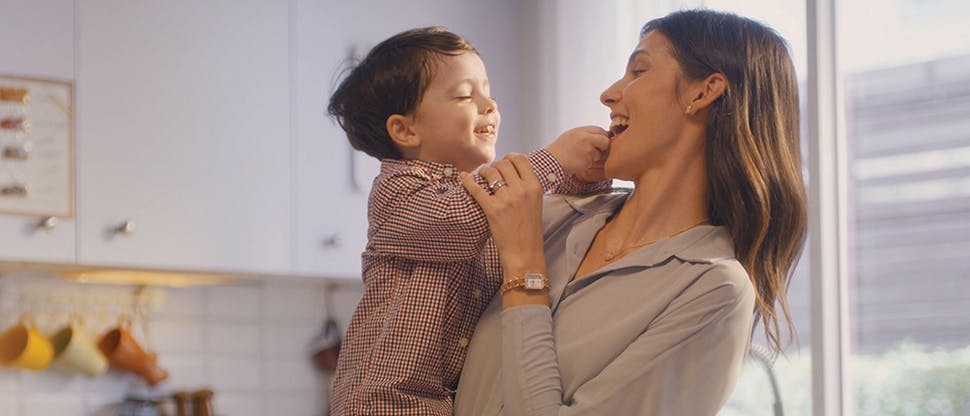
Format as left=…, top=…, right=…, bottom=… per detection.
left=369, top=151, right=566, bottom=263
left=554, top=175, right=612, bottom=195
left=542, top=126, right=612, bottom=195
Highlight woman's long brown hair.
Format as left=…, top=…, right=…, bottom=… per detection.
left=644, top=10, right=808, bottom=354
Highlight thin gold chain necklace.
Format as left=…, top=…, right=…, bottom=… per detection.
left=602, top=218, right=711, bottom=262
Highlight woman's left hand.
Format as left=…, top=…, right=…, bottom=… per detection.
left=461, top=154, right=546, bottom=273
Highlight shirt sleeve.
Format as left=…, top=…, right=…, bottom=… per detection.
left=553, top=175, right=612, bottom=195
left=499, top=264, right=755, bottom=416
left=369, top=150, right=567, bottom=263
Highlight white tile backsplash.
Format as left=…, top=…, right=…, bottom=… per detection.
left=215, top=393, right=263, bottom=416
left=0, top=273, right=362, bottom=416
left=262, top=359, right=320, bottom=392
left=19, top=369, right=83, bottom=393
left=155, top=355, right=206, bottom=391
left=207, top=285, right=262, bottom=320
left=206, top=322, right=261, bottom=356
left=261, top=284, right=326, bottom=323
left=263, top=392, right=322, bottom=416
left=262, top=322, right=320, bottom=358
left=149, top=319, right=206, bottom=355
left=0, top=395, right=16, bottom=415
left=19, top=394, right=85, bottom=416
left=152, top=287, right=207, bottom=319
left=0, top=368, right=16, bottom=392
left=207, top=357, right=262, bottom=392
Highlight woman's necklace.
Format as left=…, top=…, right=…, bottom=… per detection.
left=601, top=218, right=711, bottom=262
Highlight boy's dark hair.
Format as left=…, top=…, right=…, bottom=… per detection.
left=328, top=27, right=478, bottom=160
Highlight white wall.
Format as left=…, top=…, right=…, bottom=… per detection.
left=515, top=0, right=643, bottom=148
left=0, top=0, right=525, bottom=414
left=304, top=0, right=524, bottom=156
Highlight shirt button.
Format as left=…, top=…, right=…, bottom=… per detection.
left=471, top=288, right=483, bottom=299
left=546, top=172, right=558, bottom=183
left=442, top=167, right=454, bottom=177
left=458, top=338, right=470, bottom=348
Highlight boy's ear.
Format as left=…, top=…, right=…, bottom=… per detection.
left=386, top=114, right=421, bottom=150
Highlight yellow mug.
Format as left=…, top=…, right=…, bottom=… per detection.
left=50, top=319, right=109, bottom=377
left=0, top=317, right=54, bottom=370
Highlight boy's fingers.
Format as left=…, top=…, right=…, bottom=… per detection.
left=589, top=132, right=611, bottom=152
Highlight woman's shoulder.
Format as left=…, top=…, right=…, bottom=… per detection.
left=673, top=227, right=754, bottom=303
left=701, top=259, right=754, bottom=299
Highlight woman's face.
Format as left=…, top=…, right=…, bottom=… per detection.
left=600, top=31, right=694, bottom=181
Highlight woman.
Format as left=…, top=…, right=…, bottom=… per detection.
left=455, top=9, right=807, bottom=415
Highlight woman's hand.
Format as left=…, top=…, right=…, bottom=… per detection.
left=461, top=154, right=546, bottom=276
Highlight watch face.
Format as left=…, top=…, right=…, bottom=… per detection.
left=524, top=273, right=544, bottom=290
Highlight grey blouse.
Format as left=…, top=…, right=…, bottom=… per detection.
left=454, top=192, right=755, bottom=416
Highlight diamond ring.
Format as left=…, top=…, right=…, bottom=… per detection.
left=489, top=179, right=506, bottom=192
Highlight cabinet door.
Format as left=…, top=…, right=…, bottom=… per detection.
left=76, top=1, right=291, bottom=273
left=292, top=0, right=371, bottom=279
left=0, top=0, right=76, bottom=264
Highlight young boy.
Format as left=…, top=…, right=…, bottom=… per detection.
left=327, top=27, right=609, bottom=415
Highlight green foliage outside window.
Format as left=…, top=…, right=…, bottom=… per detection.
left=720, top=342, right=970, bottom=416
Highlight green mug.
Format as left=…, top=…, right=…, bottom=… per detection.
left=50, top=318, right=109, bottom=377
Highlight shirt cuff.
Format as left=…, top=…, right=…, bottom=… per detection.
left=556, top=175, right=612, bottom=195
left=527, top=149, right=568, bottom=194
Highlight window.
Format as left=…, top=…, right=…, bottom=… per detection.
left=838, top=0, right=970, bottom=415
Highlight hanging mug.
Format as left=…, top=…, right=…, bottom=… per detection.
left=98, top=315, right=168, bottom=385
left=0, top=315, right=54, bottom=370
left=50, top=316, right=109, bottom=377
left=309, top=318, right=342, bottom=373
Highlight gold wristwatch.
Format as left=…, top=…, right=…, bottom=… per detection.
left=500, top=273, right=551, bottom=294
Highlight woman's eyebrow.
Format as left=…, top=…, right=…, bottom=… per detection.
left=627, top=49, right=649, bottom=66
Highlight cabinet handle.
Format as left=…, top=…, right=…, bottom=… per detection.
left=115, top=220, right=136, bottom=235
left=1, top=183, right=27, bottom=197
left=36, top=216, right=58, bottom=230
left=322, top=234, right=342, bottom=249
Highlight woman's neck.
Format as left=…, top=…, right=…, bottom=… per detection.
left=606, top=154, right=710, bottom=247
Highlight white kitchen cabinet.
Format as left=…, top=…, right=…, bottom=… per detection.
left=0, top=0, right=76, bottom=264
left=291, top=0, right=371, bottom=279
left=76, top=1, right=292, bottom=273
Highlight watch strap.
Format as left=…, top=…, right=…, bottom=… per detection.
left=500, top=273, right=551, bottom=294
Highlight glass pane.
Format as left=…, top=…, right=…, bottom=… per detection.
left=625, top=2, right=812, bottom=415
left=838, top=0, right=970, bottom=415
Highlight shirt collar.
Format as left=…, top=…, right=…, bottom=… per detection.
left=380, top=158, right=459, bottom=179
left=564, top=191, right=736, bottom=268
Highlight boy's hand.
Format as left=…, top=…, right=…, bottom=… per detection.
left=544, top=126, right=611, bottom=178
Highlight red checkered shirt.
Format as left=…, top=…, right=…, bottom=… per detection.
left=330, top=150, right=606, bottom=416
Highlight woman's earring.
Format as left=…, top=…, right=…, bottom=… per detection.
left=685, top=103, right=694, bottom=115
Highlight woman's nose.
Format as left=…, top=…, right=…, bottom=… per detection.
left=600, top=80, right=621, bottom=107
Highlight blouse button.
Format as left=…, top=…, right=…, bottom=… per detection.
left=458, top=338, right=470, bottom=348
left=443, top=167, right=454, bottom=177
left=546, top=172, right=558, bottom=183
left=471, top=288, right=483, bottom=299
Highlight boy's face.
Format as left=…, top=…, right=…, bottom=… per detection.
left=409, top=52, right=500, bottom=172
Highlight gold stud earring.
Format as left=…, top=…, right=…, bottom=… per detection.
left=685, top=103, right=694, bottom=114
